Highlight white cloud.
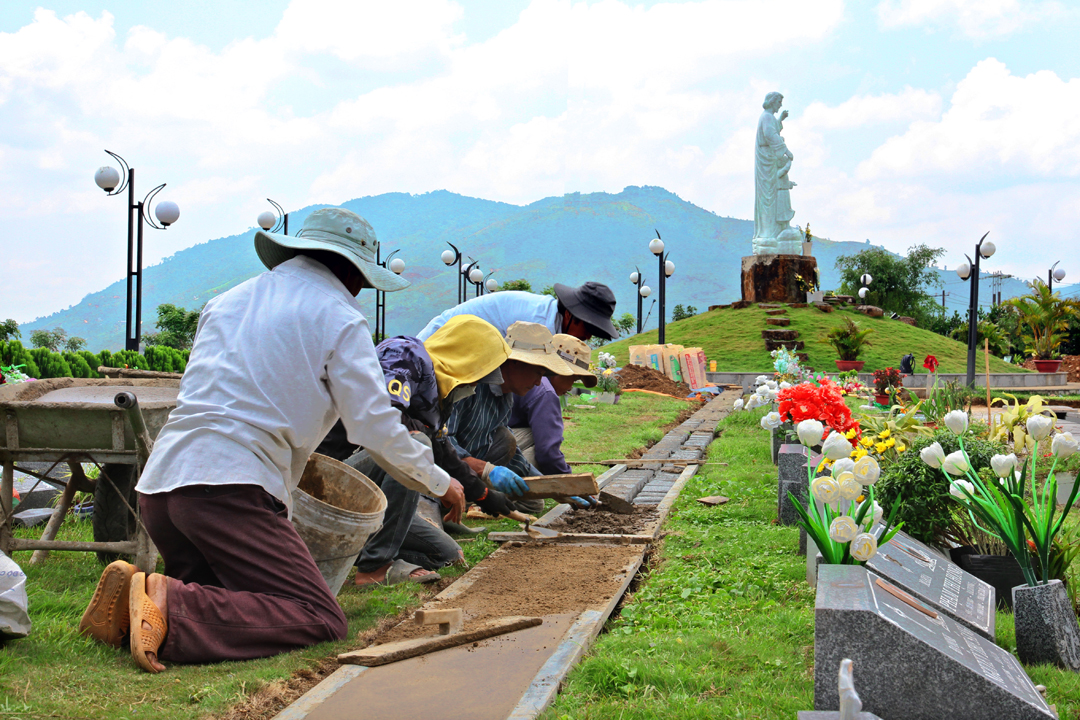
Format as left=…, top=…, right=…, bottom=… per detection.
left=800, top=88, right=942, bottom=130
left=859, top=59, right=1080, bottom=180
left=876, top=0, right=1066, bottom=38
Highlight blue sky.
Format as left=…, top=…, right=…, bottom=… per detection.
left=2, top=0, right=1078, bottom=321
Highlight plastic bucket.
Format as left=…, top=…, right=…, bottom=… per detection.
left=291, top=453, right=386, bottom=596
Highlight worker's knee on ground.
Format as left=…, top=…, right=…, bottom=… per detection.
left=325, top=604, right=349, bottom=642
left=485, top=426, right=518, bottom=467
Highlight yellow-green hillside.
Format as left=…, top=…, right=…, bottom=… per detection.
left=601, top=303, right=1027, bottom=374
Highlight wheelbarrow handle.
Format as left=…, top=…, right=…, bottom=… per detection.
left=114, top=391, right=155, bottom=466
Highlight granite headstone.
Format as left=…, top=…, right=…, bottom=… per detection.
left=815, top=564, right=1055, bottom=720
left=777, top=443, right=808, bottom=526
left=865, top=530, right=995, bottom=641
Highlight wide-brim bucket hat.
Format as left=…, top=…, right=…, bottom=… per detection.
left=553, top=334, right=598, bottom=387
left=254, top=207, right=410, bottom=293
left=505, top=322, right=573, bottom=376
left=553, top=282, right=619, bottom=340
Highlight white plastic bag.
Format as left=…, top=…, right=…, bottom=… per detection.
left=0, top=550, right=30, bottom=638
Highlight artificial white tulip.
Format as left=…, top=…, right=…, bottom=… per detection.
left=850, top=533, right=879, bottom=562
left=760, top=412, right=782, bottom=430
left=920, top=442, right=945, bottom=469
left=1052, top=432, right=1078, bottom=459
left=755, top=375, right=769, bottom=385
left=853, top=456, right=881, bottom=486
left=811, top=476, right=840, bottom=506
left=950, top=479, right=975, bottom=499
left=746, top=395, right=764, bottom=410
left=829, top=515, right=859, bottom=543
left=942, top=451, right=969, bottom=477
left=1027, top=414, right=1055, bottom=441
left=797, top=419, right=824, bottom=447
left=779, top=381, right=792, bottom=390
left=837, top=473, right=863, bottom=502
left=832, top=458, right=856, bottom=478
left=864, top=500, right=884, bottom=525
left=733, top=399, right=744, bottom=411
left=990, top=453, right=1018, bottom=478
left=822, top=432, right=853, bottom=461
left=943, top=411, right=969, bottom=435
left=766, top=380, right=778, bottom=391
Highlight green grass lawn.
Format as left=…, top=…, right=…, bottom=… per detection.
left=0, top=392, right=688, bottom=720
left=545, top=405, right=1080, bottom=719
left=600, top=304, right=1025, bottom=375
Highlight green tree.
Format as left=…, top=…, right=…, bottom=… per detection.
left=0, top=319, right=20, bottom=342
left=615, top=312, right=636, bottom=335
left=63, top=352, right=95, bottom=378
left=497, top=279, right=532, bottom=293
left=837, top=244, right=945, bottom=322
left=1004, top=281, right=1080, bottom=359
left=0, top=341, right=40, bottom=378
left=30, top=327, right=68, bottom=352
left=29, top=348, right=72, bottom=379
left=671, top=304, right=688, bottom=321
left=143, top=303, right=202, bottom=350
left=64, top=335, right=86, bottom=352
left=540, top=285, right=557, bottom=297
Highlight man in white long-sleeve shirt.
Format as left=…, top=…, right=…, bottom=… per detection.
left=78, top=207, right=463, bottom=673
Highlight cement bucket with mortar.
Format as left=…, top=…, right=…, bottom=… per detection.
left=291, top=453, right=386, bottom=596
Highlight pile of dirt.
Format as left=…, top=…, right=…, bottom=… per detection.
left=1020, top=355, right=1080, bottom=382
left=616, top=364, right=690, bottom=397
left=548, top=505, right=658, bottom=534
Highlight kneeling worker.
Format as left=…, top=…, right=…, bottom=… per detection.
left=78, top=208, right=463, bottom=672
left=508, top=334, right=597, bottom=513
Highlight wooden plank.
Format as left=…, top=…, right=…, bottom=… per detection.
left=519, top=473, right=597, bottom=501
left=337, top=616, right=543, bottom=667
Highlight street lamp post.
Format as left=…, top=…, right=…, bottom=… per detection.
left=629, top=268, right=649, bottom=334
left=95, top=150, right=180, bottom=351
left=256, top=199, right=288, bottom=236
left=955, top=231, right=995, bottom=387
left=858, top=273, right=873, bottom=303
left=469, top=265, right=484, bottom=298
left=649, top=231, right=673, bottom=344
left=482, top=271, right=496, bottom=296
left=373, top=248, right=404, bottom=343
left=1049, top=262, right=1066, bottom=293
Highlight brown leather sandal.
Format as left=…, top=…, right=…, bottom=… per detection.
left=79, top=560, right=137, bottom=647
left=129, top=572, right=168, bottom=673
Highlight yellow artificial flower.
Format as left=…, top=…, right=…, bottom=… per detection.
left=878, top=428, right=892, bottom=440
left=896, top=442, right=907, bottom=452
left=845, top=428, right=858, bottom=440
left=852, top=447, right=869, bottom=459
left=885, top=438, right=896, bottom=448
left=875, top=442, right=888, bottom=454
left=860, top=437, right=874, bottom=448
left=817, top=458, right=829, bottom=473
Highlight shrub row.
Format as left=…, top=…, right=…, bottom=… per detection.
left=0, top=341, right=189, bottom=380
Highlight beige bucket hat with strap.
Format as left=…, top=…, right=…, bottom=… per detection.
left=504, top=322, right=572, bottom=376
left=553, top=334, right=598, bottom=387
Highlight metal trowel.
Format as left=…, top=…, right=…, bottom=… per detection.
left=508, top=510, right=560, bottom=539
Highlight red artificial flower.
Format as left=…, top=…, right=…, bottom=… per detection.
left=923, top=354, right=939, bottom=372
left=777, top=379, right=861, bottom=443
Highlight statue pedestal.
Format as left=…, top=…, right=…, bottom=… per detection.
left=741, top=255, right=819, bottom=304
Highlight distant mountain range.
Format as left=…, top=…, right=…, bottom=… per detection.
left=18, top=186, right=1063, bottom=350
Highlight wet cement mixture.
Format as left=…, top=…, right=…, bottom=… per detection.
left=375, top=543, right=641, bottom=645
left=548, top=505, right=659, bottom=535
left=616, top=365, right=690, bottom=397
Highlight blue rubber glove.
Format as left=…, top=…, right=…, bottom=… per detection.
left=488, top=466, right=528, bottom=497
left=569, top=495, right=598, bottom=508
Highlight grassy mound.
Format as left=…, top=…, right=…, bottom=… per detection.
left=601, top=303, right=1026, bottom=374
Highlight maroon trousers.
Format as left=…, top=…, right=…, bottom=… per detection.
left=139, top=484, right=348, bottom=663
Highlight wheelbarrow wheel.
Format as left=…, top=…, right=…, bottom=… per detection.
left=93, top=464, right=138, bottom=564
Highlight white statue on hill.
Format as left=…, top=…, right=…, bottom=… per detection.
left=752, top=92, right=804, bottom=255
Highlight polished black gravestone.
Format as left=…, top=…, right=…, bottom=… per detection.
left=777, top=443, right=808, bottom=526
left=815, top=565, right=1055, bottom=720
left=865, top=530, right=995, bottom=641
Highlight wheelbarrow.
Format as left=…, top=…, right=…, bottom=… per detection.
left=0, top=377, right=181, bottom=573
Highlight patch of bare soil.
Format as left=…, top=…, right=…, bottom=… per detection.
left=616, top=364, right=690, bottom=397
left=548, top=506, right=658, bottom=535
left=1021, top=354, right=1080, bottom=383
left=375, top=543, right=641, bottom=645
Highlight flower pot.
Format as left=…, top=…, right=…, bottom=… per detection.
left=874, top=393, right=890, bottom=406
left=1013, top=580, right=1080, bottom=671
left=802, top=240, right=813, bottom=256
left=834, top=360, right=864, bottom=372
left=594, top=392, right=621, bottom=405
left=951, top=548, right=1026, bottom=610
left=1034, top=359, right=1063, bottom=373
